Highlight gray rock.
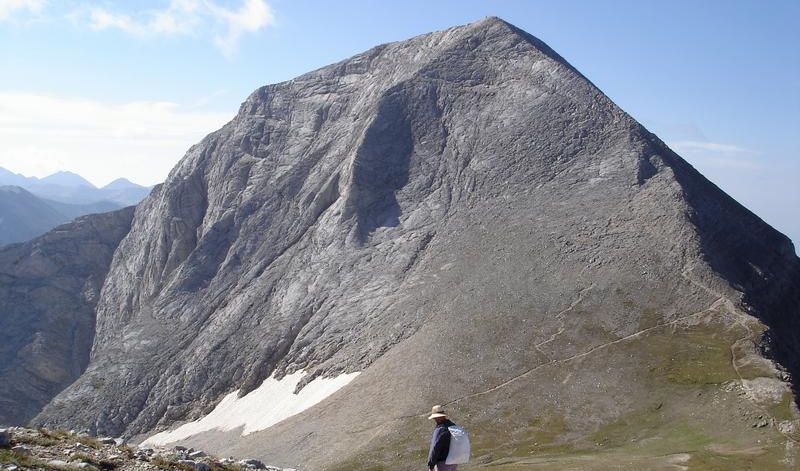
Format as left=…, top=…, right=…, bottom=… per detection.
left=47, top=460, right=69, bottom=468
left=75, top=464, right=97, bottom=470
left=10, top=445, right=30, bottom=455
left=0, top=428, right=9, bottom=447
left=188, top=450, right=206, bottom=459
left=6, top=465, right=19, bottom=471
left=98, top=437, right=117, bottom=445
left=0, top=207, right=134, bottom=426
left=6, top=15, right=800, bottom=471
left=178, top=460, right=210, bottom=471
left=237, top=459, right=266, bottom=470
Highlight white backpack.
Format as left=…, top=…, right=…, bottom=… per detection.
left=445, top=425, right=471, bottom=464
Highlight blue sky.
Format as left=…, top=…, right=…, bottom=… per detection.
left=0, top=0, right=798, bottom=248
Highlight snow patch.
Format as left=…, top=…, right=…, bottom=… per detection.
left=142, top=370, right=359, bottom=446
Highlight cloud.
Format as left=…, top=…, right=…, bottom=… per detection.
left=206, top=0, right=274, bottom=58
left=669, top=140, right=754, bottom=154
left=0, top=0, right=44, bottom=20
left=668, top=140, right=760, bottom=170
left=0, top=91, right=233, bottom=186
left=87, top=0, right=275, bottom=57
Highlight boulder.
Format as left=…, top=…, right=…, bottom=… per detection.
left=237, top=459, right=266, bottom=469
left=178, top=460, right=210, bottom=471
left=11, top=445, right=30, bottom=456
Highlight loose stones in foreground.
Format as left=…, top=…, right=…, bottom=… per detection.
left=0, top=427, right=296, bottom=471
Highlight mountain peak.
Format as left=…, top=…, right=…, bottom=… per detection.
left=40, top=171, right=96, bottom=189
left=455, top=16, right=581, bottom=76
left=469, top=15, right=510, bottom=28
left=102, top=178, right=142, bottom=190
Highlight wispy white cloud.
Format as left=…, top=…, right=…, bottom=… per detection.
left=86, top=0, right=275, bottom=57
left=0, top=0, right=44, bottom=20
left=0, top=91, right=233, bottom=186
left=669, top=140, right=755, bottom=154
left=205, top=0, right=274, bottom=58
left=668, top=139, right=760, bottom=170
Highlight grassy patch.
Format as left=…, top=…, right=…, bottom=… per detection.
left=590, top=403, right=713, bottom=459
left=14, top=433, right=59, bottom=447
left=0, top=449, right=38, bottom=468
left=118, top=444, right=136, bottom=459
left=208, top=462, right=243, bottom=471
left=70, top=452, right=118, bottom=471
left=767, top=391, right=796, bottom=422
left=76, top=436, right=101, bottom=449
left=687, top=445, right=792, bottom=471
left=151, top=456, right=196, bottom=471
left=640, top=323, right=740, bottom=385
left=39, top=428, right=71, bottom=440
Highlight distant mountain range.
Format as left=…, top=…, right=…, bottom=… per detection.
left=0, top=167, right=153, bottom=246
left=0, top=167, right=153, bottom=206
left=0, top=186, right=122, bottom=246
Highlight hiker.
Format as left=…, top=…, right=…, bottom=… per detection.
left=427, top=405, right=457, bottom=471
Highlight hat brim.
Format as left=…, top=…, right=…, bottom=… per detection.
left=428, top=413, right=447, bottom=419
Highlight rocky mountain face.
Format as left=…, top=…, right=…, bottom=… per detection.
left=4, top=17, right=798, bottom=470
left=0, top=207, right=134, bottom=426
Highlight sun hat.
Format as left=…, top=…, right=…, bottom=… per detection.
left=428, top=404, right=448, bottom=419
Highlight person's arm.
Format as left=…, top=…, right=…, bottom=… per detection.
left=429, top=427, right=451, bottom=468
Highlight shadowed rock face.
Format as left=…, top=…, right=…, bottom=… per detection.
left=22, top=17, right=799, bottom=470
left=0, top=206, right=134, bottom=425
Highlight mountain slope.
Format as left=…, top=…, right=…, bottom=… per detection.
left=43, top=199, right=123, bottom=220
left=0, top=186, right=123, bottom=246
left=0, top=206, right=135, bottom=426
left=23, top=17, right=800, bottom=469
left=0, top=186, right=70, bottom=245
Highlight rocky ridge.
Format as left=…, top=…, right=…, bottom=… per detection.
left=0, top=427, right=294, bottom=471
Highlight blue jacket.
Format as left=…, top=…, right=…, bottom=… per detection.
left=427, top=419, right=455, bottom=469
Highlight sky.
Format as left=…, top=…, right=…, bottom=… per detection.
left=0, top=0, right=798, bottom=248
